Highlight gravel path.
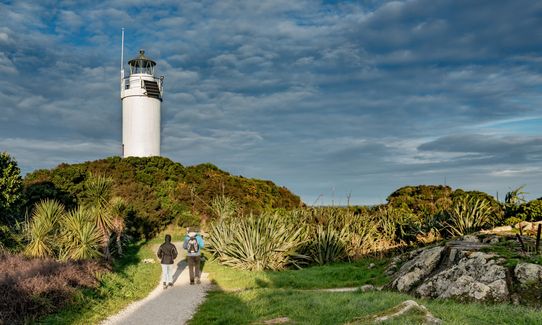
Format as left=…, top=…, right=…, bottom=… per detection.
left=101, top=242, right=211, bottom=325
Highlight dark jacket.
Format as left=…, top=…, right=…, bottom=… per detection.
left=157, top=235, right=178, bottom=264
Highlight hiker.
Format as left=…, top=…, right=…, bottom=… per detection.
left=157, top=234, right=178, bottom=289
left=183, top=227, right=204, bottom=285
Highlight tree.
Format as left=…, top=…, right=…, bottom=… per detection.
left=505, top=185, right=527, bottom=206
left=0, top=152, right=23, bottom=226
left=109, top=197, right=127, bottom=256
left=505, top=185, right=527, bottom=219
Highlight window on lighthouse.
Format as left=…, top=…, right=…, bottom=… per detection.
left=130, top=60, right=154, bottom=75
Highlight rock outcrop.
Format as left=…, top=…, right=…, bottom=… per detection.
left=347, top=300, right=442, bottom=325
left=513, top=262, right=542, bottom=306
left=515, top=263, right=542, bottom=285
left=388, top=235, right=542, bottom=304
left=389, top=246, right=445, bottom=292
left=415, top=251, right=509, bottom=302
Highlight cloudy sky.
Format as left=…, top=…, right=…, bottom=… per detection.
left=1, top=0, right=542, bottom=205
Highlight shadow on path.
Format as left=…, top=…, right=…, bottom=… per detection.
left=172, top=260, right=187, bottom=284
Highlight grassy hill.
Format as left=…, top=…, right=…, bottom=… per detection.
left=23, top=156, right=302, bottom=239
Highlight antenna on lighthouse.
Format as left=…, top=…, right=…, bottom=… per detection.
left=120, top=28, right=125, bottom=81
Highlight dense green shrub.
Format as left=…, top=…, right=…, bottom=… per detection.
left=0, top=224, right=22, bottom=250
left=515, top=199, right=542, bottom=221
left=387, top=185, right=453, bottom=219
left=504, top=216, right=523, bottom=226
left=23, top=180, right=77, bottom=213
left=0, top=152, right=24, bottom=226
left=386, top=185, right=504, bottom=237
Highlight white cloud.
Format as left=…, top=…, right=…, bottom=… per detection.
left=2, top=0, right=542, bottom=203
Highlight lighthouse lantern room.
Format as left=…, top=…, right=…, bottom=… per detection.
left=121, top=44, right=164, bottom=157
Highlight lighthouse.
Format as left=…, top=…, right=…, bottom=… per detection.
left=120, top=37, right=164, bottom=157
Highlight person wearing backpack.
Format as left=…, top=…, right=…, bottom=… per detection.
left=183, top=227, right=204, bottom=285
left=157, top=234, right=178, bottom=289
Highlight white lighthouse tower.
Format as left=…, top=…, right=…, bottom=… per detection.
left=120, top=35, right=164, bottom=157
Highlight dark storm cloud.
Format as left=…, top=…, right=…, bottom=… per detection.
left=1, top=0, right=542, bottom=204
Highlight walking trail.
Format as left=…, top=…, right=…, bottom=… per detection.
left=101, top=242, right=211, bottom=325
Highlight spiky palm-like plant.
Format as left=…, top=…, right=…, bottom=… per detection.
left=208, top=214, right=308, bottom=271
left=505, top=185, right=527, bottom=206
left=342, top=214, right=379, bottom=259
left=25, top=199, right=64, bottom=258
left=443, top=195, right=494, bottom=237
left=84, top=174, right=114, bottom=260
left=307, top=224, right=348, bottom=265
left=84, top=174, right=114, bottom=229
left=210, top=195, right=238, bottom=221
left=60, top=206, right=102, bottom=260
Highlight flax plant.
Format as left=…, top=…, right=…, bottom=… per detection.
left=210, top=195, right=238, bottom=221
left=208, top=213, right=309, bottom=271
left=343, top=213, right=380, bottom=259
left=307, top=224, right=348, bottom=265
left=443, top=195, right=494, bottom=237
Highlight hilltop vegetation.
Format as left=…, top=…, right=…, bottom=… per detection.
left=23, top=156, right=302, bottom=240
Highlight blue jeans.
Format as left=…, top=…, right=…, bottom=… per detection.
left=161, top=264, right=173, bottom=283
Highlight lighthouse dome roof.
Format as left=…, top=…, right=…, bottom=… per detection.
left=128, top=49, right=156, bottom=67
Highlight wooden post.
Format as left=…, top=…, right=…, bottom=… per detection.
left=536, top=224, right=541, bottom=254
left=516, top=234, right=526, bottom=253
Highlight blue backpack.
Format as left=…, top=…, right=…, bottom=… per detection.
left=187, top=236, right=199, bottom=254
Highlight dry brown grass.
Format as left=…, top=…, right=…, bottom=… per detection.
left=0, top=252, right=110, bottom=324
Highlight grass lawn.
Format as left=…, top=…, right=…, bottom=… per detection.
left=191, top=257, right=542, bottom=325
left=39, top=226, right=187, bottom=325
left=203, top=257, right=390, bottom=290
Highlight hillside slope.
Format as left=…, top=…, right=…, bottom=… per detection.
left=23, top=156, right=302, bottom=239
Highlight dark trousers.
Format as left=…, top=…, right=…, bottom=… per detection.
left=187, top=255, right=201, bottom=282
